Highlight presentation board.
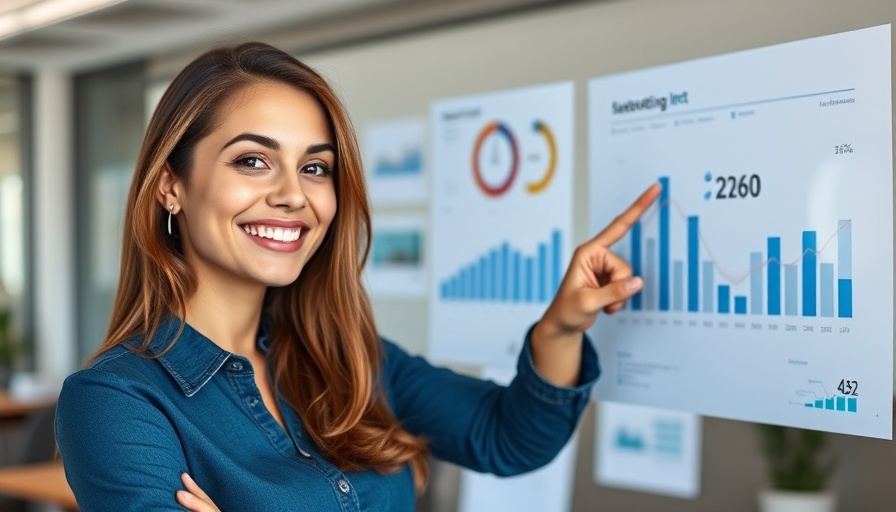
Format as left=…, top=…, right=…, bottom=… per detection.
left=428, top=82, right=574, bottom=369
left=589, top=25, right=893, bottom=439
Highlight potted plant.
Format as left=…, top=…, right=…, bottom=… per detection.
left=757, top=424, right=838, bottom=512
left=0, top=306, right=18, bottom=389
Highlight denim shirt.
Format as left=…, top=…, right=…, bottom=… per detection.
left=55, top=317, right=599, bottom=511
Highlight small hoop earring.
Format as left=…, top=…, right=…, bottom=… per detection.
left=167, top=204, right=174, bottom=235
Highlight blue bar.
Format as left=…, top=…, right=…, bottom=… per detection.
left=718, top=285, right=730, bottom=314
left=838, top=279, right=853, bottom=318
left=836, top=396, right=846, bottom=411
left=802, top=231, right=817, bottom=317
left=734, top=296, right=747, bottom=314
left=471, top=265, right=479, bottom=300
left=848, top=397, right=857, bottom=412
left=538, top=243, right=548, bottom=302
left=631, top=221, right=642, bottom=310
left=750, top=252, right=762, bottom=315
left=820, top=263, right=834, bottom=317
left=525, top=257, right=535, bottom=302
left=702, top=261, right=714, bottom=313
left=479, top=256, right=488, bottom=301
left=501, top=243, right=510, bottom=301
left=645, top=238, right=656, bottom=310
left=804, top=403, right=814, bottom=408
left=459, top=269, right=468, bottom=299
left=441, top=281, right=448, bottom=299
left=838, top=219, right=853, bottom=319
left=825, top=398, right=834, bottom=410
left=785, top=264, right=798, bottom=316
left=673, top=261, right=683, bottom=312
left=815, top=399, right=824, bottom=408
left=838, top=220, right=852, bottom=279
left=659, top=176, right=670, bottom=311
left=552, top=230, right=562, bottom=297
left=468, top=268, right=475, bottom=299
left=688, top=216, right=699, bottom=312
left=512, top=252, right=521, bottom=302
left=767, top=237, right=781, bottom=315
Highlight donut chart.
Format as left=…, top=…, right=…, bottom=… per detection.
left=471, top=122, right=519, bottom=197
left=471, top=120, right=557, bottom=197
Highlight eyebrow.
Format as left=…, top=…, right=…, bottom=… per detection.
left=221, top=133, right=336, bottom=156
left=307, top=143, right=336, bottom=155
left=222, top=133, right=279, bottom=151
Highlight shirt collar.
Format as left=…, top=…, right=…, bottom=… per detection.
left=137, top=315, right=271, bottom=397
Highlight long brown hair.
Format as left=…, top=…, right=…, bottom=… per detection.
left=95, top=42, right=429, bottom=490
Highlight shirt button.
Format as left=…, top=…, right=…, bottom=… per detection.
left=230, top=361, right=243, bottom=371
left=247, top=397, right=258, bottom=406
left=338, top=479, right=350, bottom=494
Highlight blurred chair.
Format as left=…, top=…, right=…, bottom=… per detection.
left=0, top=405, right=58, bottom=512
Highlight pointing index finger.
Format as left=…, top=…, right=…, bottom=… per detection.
left=593, top=183, right=661, bottom=246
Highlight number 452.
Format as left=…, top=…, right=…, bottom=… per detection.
left=838, top=379, right=858, bottom=396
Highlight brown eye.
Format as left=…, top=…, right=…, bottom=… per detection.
left=302, top=163, right=332, bottom=177
left=235, top=156, right=268, bottom=169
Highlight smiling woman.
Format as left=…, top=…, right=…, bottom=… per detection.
left=53, top=41, right=659, bottom=512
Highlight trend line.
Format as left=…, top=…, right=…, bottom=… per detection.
left=633, top=197, right=849, bottom=287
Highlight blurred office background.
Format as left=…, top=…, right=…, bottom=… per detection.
left=0, top=0, right=895, bottom=510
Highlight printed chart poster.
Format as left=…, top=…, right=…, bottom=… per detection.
left=363, top=214, right=427, bottom=298
left=429, top=82, right=573, bottom=368
left=458, top=368, right=578, bottom=512
left=589, top=25, right=893, bottom=438
left=596, top=402, right=701, bottom=499
left=363, top=118, right=427, bottom=205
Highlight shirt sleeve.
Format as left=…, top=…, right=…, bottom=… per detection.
left=381, top=324, right=599, bottom=476
left=55, top=367, right=189, bottom=511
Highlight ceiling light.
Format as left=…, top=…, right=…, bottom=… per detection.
left=0, top=0, right=129, bottom=41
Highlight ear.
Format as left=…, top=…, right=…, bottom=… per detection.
left=156, top=163, right=184, bottom=214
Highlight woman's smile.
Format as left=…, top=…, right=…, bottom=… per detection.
left=240, top=219, right=308, bottom=253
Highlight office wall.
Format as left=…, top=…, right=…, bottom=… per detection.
left=294, top=0, right=896, bottom=510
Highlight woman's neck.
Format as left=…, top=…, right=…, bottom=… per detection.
left=183, top=276, right=267, bottom=357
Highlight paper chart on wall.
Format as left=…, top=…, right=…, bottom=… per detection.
left=429, top=81, right=573, bottom=368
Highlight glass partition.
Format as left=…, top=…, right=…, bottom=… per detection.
left=0, top=74, right=31, bottom=373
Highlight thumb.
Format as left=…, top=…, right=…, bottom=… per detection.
left=588, top=276, right=643, bottom=312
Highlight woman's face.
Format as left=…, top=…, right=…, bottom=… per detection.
left=171, top=80, right=337, bottom=290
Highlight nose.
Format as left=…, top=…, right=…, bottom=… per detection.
left=267, top=170, right=307, bottom=211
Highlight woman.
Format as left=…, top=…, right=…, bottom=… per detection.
left=55, top=42, right=658, bottom=511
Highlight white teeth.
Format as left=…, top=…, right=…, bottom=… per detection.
left=243, top=224, right=301, bottom=242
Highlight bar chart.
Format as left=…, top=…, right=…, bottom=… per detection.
left=597, top=403, right=701, bottom=498
left=804, top=396, right=857, bottom=413
left=589, top=25, right=892, bottom=438
left=628, top=177, right=853, bottom=319
left=439, top=230, right=562, bottom=303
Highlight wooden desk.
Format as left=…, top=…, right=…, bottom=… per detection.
left=0, top=461, right=77, bottom=510
left=0, top=391, right=56, bottom=419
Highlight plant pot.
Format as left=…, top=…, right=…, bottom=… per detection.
left=758, top=488, right=836, bottom=512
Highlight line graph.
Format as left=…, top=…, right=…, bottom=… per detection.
left=628, top=176, right=852, bottom=318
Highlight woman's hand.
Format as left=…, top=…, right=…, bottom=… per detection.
left=531, top=183, right=660, bottom=386
left=176, top=473, right=221, bottom=512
